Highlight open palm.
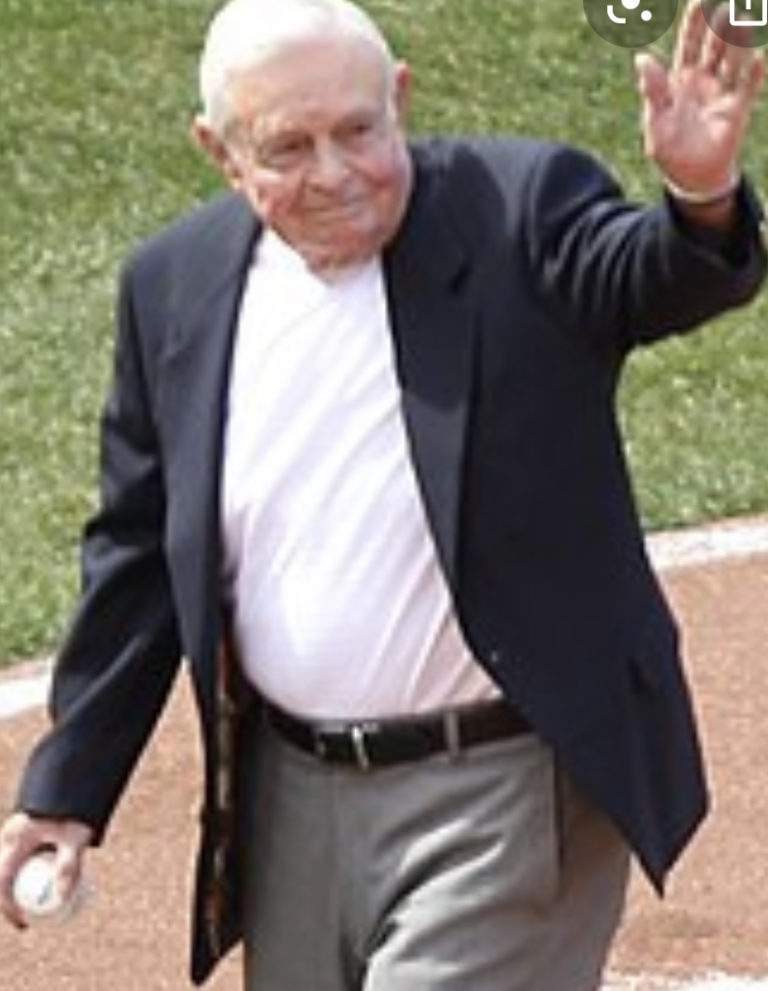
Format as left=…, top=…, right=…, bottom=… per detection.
left=636, top=0, right=764, bottom=194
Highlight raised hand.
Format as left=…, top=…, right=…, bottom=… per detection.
left=635, top=0, right=765, bottom=197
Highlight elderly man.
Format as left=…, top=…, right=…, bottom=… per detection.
left=0, top=1, right=765, bottom=988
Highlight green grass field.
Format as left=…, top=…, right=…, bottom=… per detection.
left=1, top=0, right=767, bottom=663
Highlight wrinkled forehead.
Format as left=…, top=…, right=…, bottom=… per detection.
left=231, top=33, right=394, bottom=128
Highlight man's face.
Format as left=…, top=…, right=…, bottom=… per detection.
left=225, top=35, right=413, bottom=269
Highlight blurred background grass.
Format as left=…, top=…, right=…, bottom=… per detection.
left=1, top=0, right=766, bottom=663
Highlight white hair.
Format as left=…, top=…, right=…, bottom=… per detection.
left=198, top=0, right=397, bottom=138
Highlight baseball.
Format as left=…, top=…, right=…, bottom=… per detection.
left=12, top=852, right=83, bottom=923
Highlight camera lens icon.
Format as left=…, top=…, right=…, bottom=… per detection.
left=608, top=0, right=653, bottom=22
left=584, top=0, right=679, bottom=47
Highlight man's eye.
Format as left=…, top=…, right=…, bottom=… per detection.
left=277, top=138, right=308, bottom=154
left=260, top=137, right=310, bottom=167
left=339, top=120, right=376, bottom=143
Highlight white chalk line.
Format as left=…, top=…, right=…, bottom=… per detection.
left=605, top=976, right=768, bottom=990
left=647, top=515, right=768, bottom=572
left=0, top=663, right=51, bottom=719
left=1, top=521, right=767, bottom=988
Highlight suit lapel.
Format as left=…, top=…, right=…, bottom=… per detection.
left=157, top=195, right=259, bottom=681
left=384, top=152, right=475, bottom=590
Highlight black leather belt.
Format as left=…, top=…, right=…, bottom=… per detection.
left=264, top=697, right=531, bottom=771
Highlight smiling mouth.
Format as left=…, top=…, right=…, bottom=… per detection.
left=308, top=200, right=367, bottom=220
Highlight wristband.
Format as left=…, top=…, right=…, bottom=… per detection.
left=663, top=171, right=740, bottom=206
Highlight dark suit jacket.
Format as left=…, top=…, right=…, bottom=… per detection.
left=17, top=138, right=766, bottom=983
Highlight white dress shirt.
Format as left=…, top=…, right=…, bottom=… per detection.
left=221, top=231, right=498, bottom=719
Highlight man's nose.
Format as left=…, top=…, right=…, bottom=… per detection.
left=308, top=139, right=349, bottom=187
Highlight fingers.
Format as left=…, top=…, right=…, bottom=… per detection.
left=0, top=813, right=93, bottom=928
left=673, top=0, right=709, bottom=74
left=745, top=48, right=767, bottom=100
left=51, top=829, right=90, bottom=906
left=703, top=6, right=756, bottom=87
left=675, top=0, right=762, bottom=91
left=635, top=53, right=672, bottom=155
left=635, top=52, right=671, bottom=110
left=701, top=8, right=731, bottom=76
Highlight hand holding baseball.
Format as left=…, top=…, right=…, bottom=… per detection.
left=0, top=812, right=93, bottom=929
left=12, top=849, right=87, bottom=924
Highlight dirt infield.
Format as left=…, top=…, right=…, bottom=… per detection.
left=1, top=532, right=768, bottom=990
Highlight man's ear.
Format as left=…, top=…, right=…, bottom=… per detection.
left=190, top=116, right=244, bottom=189
left=392, top=61, right=412, bottom=127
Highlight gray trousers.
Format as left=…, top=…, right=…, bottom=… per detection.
left=241, top=715, right=630, bottom=991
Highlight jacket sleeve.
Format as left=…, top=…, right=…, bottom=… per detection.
left=522, top=143, right=767, bottom=353
left=15, top=260, right=183, bottom=840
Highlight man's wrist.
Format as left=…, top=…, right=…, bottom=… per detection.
left=662, top=170, right=741, bottom=207
left=664, top=174, right=764, bottom=266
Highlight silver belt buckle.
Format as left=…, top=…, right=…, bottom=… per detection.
left=443, top=710, right=462, bottom=758
left=350, top=723, right=373, bottom=771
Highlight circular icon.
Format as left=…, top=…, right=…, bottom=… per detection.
left=701, top=0, right=768, bottom=48
left=583, top=0, right=679, bottom=48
